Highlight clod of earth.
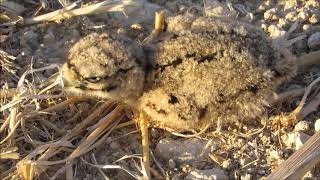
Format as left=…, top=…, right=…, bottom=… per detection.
left=62, top=15, right=297, bottom=132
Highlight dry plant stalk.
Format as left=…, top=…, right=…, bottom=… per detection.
left=23, top=0, right=140, bottom=25
left=154, top=10, right=165, bottom=35
left=267, top=130, right=320, bottom=179
left=142, top=10, right=165, bottom=45
left=138, top=112, right=150, bottom=179
left=7, top=102, right=112, bottom=180
left=0, top=147, right=19, bottom=159
left=14, top=102, right=123, bottom=180
left=272, top=76, right=320, bottom=128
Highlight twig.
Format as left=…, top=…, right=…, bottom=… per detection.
left=268, top=88, right=306, bottom=105
left=298, top=91, right=320, bottom=119
left=23, top=0, right=140, bottom=25
left=272, top=77, right=320, bottom=128
left=142, top=10, right=165, bottom=45
left=65, top=161, right=73, bottom=180
left=267, top=130, right=320, bottom=179
left=139, top=112, right=150, bottom=179
left=297, top=50, right=320, bottom=69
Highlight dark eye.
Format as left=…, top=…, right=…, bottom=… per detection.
left=85, top=77, right=102, bottom=83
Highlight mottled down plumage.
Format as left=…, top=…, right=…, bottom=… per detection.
left=62, top=15, right=297, bottom=132
left=139, top=15, right=296, bottom=131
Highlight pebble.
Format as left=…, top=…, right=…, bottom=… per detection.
left=295, top=132, right=311, bottom=150
left=278, top=18, right=288, bottom=28
left=293, top=39, right=308, bottom=52
left=239, top=158, right=250, bottom=166
left=264, top=8, right=277, bottom=21
left=315, top=119, right=320, bottom=132
left=268, top=24, right=286, bottom=38
left=285, top=11, right=297, bottom=21
left=155, top=138, right=216, bottom=164
left=309, top=14, right=320, bottom=24
left=241, top=174, right=252, bottom=180
left=222, top=159, right=232, bottom=170
left=269, top=149, right=281, bottom=160
left=298, top=9, right=310, bottom=21
left=308, top=32, right=320, bottom=50
left=257, top=169, right=266, bottom=175
left=294, top=121, right=310, bottom=132
left=168, top=159, right=176, bottom=169
left=184, top=168, right=229, bottom=180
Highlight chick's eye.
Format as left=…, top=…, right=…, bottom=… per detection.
left=85, top=76, right=102, bottom=83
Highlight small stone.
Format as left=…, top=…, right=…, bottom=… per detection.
left=156, top=138, right=217, bottom=164
left=302, top=24, right=311, bottom=32
left=257, top=169, right=266, bottom=175
left=268, top=24, right=286, bottom=38
left=168, top=159, right=176, bottom=169
left=239, top=158, right=249, bottom=166
left=269, top=149, right=281, bottom=160
left=309, top=14, right=320, bottom=24
left=285, top=11, right=297, bottom=21
left=298, top=9, right=310, bottom=20
left=110, top=142, right=120, bottom=150
left=222, top=159, right=232, bottom=170
left=294, top=121, right=310, bottom=132
left=308, top=32, right=320, bottom=50
left=282, top=132, right=296, bottom=147
left=257, top=1, right=271, bottom=12
left=295, top=132, right=311, bottom=150
left=260, top=23, right=267, bottom=31
left=315, top=119, right=320, bottom=132
left=264, top=8, right=277, bottom=21
left=293, top=39, right=308, bottom=52
left=184, top=168, right=229, bottom=180
left=182, top=164, right=192, bottom=173
left=278, top=18, right=288, bottom=28
left=241, top=174, right=252, bottom=180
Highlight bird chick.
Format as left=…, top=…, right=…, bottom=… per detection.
left=139, top=15, right=297, bottom=132
left=62, top=32, right=145, bottom=105
left=62, top=15, right=297, bottom=133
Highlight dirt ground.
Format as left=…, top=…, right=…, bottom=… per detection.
left=0, top=0, right=320, bottom=179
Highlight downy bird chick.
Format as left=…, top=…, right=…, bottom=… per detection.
left=62, top=15, right=297, bottom=132
left=139, top=15, right=297, bottom=131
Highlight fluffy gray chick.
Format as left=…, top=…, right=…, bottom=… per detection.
left=139, top=15, right=297, bottom=132
left=62, top=32, right=145, bottom=104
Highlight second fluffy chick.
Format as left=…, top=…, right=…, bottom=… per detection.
left=139, top=15, right=297, bottom=131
